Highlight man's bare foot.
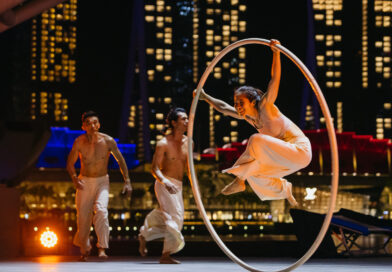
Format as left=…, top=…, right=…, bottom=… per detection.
left=138, top=234, right=148, bottom=257
left=160, top=253, right=180, bottom=264
left=98, top=248, right=108, bottom=259
left=79, top=249, right=90, bottom=262
left=286, top=182, right=298, bottom=207
left=221, top=177, right=246, bottom=195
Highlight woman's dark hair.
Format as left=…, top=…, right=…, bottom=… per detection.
left=234, top=86, right=265, bottom=108
left=165, top=107, right=186, bottom=129
left=81, top=110, right=99, bottom=123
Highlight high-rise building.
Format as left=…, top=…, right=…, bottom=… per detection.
left=312, top=0, right=392, bottom=137
left=143, top=0, right=194, bottom=149
left=0, top=0, right=78, bottom=125
left=30, top=0, right=78, bottom=124
left=371, top=0, right=392, bottom=139
left=194, top=0, right=247, bottom=148
left=138, top=0, right=248, bottom=152
left=312, top=0, right=344, bottom=132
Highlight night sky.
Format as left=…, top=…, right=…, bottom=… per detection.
left=1, top=0, right=317, bottom=140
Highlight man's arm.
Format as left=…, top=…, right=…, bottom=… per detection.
left=66, top=139, right=83, bottom=189
left=151, top=140, right=179, bottom=194
left=108, top=137, right=132, bottom=196
left=194, top=89, right=242, bottom=119
left=263, top=39, right=281, bottom=105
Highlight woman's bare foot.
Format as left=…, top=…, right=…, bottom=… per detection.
left=98, top=248, right=108, bottom=259
left=221, top=177, right=246, bottom=195
left=286, top=181, right=298, bottom=207
left=138, top=234, right=148, bottom=257
left=160, top=252, right=180, bottom=264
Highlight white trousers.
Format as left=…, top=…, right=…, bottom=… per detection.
left=139, top=178, right=185, bottom=254
left=223, top=133, right=312, bottom=201
left=73, top=175, right=110, bottom=253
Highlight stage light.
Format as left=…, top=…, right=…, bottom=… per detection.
left=40, top=229, right=58, bottom=248
left=305, top=187, right=317, bottom=200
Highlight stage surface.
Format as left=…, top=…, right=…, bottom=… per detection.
left=1, top=256, right=392, bottom=272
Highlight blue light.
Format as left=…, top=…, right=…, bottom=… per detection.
left=37, top=127, right=139, bottom=169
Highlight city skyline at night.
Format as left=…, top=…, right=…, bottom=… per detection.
left=1, top=0, right=392, bottom=148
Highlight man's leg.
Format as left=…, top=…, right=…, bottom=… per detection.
left=93, top=178, right=110, bottom=258
left=74, top=182, right=94, bottom=261
left=138, top=233, right=147, bottom=256
left=138, top=208, right=168, bottom=256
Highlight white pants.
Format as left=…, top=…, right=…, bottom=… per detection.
left=73, top=175, right=110, bottom=253
left=139, top=178, right=185, bottom=254
left=223, top=133, right=312, bottom=201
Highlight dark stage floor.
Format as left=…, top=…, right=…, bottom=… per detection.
left=1, top=256, right=392, bottom=272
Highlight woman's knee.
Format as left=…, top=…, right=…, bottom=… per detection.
left=248, top=133, right=268, bottom=146
left=299, top=152, right=312, bottom=169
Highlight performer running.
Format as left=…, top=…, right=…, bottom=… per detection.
left=138, top=107, right=189, bottom=264
left=66, top=111, right=133, bottom=261
left=196, top=39, right=311, bottom=206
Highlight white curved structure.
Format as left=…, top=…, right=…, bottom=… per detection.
left=187, top=38, right=339, bottom=272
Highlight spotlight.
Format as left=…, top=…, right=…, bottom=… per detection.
left=40, top=229, right=58, bottom=248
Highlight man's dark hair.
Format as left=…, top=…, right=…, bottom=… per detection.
left=81, top=110, right=99, bottom=123
left=165, top=107, right=186, bottom=129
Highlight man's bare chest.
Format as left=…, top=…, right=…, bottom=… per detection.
left=80, top=142, right=110, bottom=161
left=165, top=144, right=187, bottom=162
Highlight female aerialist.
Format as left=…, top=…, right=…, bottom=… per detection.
left=196, top=39, right=312, bottom=206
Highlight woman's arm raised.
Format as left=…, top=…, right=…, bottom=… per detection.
left=264, top=39, right=281, bottom=105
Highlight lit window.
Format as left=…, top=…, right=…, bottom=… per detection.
left=145, top=5, right=155, bottom=11
left=314, top=14, right=324, bottom=20
left=239, top=5, right=246, bottom=11
left=145, top=16, right=154, bottom=22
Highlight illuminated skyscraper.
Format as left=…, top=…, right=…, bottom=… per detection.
left=371, top=0, right=392, bottom=139
left=143, top=0, right=193, bottom=148
left=311, top=0, right=392, bottom=137
left=195, top=0, right=247, bottom=147
left=312, top=0, right=344, bottom=131
left=126, top=0, right=248, bottom=154
left=30, top=0, right=78, bottom=123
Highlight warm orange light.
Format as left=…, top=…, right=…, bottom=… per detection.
left=40, top=230, right=58, bottom=248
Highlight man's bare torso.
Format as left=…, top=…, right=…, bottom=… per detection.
left=160, top=135, right=188, bottom=181
left=77, top=133, right=111, bottom=177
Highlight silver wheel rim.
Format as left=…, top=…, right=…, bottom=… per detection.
left=187, top=38, right=339, bottom=272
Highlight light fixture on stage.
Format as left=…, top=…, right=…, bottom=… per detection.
left=40, top=228, right=58, bottom=248
left=305, top=187, right=317, bottom=200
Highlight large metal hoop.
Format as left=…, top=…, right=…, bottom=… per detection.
left=187, top=38, right=339, bottom=272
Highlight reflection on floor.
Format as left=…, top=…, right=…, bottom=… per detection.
left=0, top=256, right=392, bottom=272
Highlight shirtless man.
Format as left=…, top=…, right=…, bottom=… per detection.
left=66, top=111, right=132, bottom=261
left=138, top=107, right=189, bottom=264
